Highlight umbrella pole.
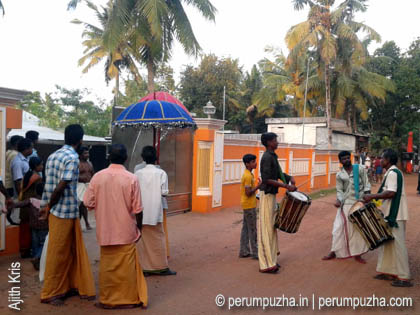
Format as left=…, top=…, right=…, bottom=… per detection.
left=153, top=127, right=156, bottom=149
left=157, top=128, right=161, bottom=165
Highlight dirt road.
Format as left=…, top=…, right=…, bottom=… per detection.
left=1, top=175, right=419, bottom=314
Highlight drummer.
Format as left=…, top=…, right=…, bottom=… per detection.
left=363, top=149, right=412, bottom=287
left=259, top=132, right=296, bottom=274
left=323, top=151, right=370, bottom=264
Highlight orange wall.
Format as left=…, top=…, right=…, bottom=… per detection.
left=223, top=145, right=259, bottom=160
left=222, top=184, right=241, bottom=209
left=191, top=128, right=340, bottom=213
left=218, top=146, right=338, bottom=212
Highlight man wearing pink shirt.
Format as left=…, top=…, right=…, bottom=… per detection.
left=84, top=144, right=148, bottom=309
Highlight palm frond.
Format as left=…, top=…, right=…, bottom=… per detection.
left=184, top=0, right=217, bottom=21
left=320, top=31, right=337, bottom=63
left=170, top=0, right=201, bottom=56
left=136, top=0, right=168, bottom=38
left=292, top=0, right=315, bottom=11
left=285, top=21, right=311, bottom=50
left=350, top=21, right=381, bottom=43
left=0, top=1, right=5, bottom=15
left=67, top=0, right=81, bottom=10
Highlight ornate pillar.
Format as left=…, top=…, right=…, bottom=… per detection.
left=192, top=119, right=226, bottom=212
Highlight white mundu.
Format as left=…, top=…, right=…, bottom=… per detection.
left=331, top=165, right=370, bottom=258
left=376, top=165, right=410, bottom=280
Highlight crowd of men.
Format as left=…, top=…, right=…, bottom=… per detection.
left=240, top=133, right=412, bottom=287
left=1, top=126, right=414, bottom=309
left=1, top=124, right=176, bottom=309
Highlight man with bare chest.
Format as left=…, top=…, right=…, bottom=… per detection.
left=78, top=146, right=94, bottom=230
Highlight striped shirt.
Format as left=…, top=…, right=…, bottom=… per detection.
left=41, top=145, right=80, bottom=219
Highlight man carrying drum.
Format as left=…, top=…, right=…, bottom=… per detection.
left=259, top=132, right=296, bottom=274
left=363, top=149, right=412, bottom=287
left=323, top=151, right=370, bottom=264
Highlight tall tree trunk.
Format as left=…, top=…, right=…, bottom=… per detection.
left=346, top=104, right=351, bottom=127
left=147, top=57, right=155, bottom=94
left=114, top=70, right=119, bottom=107
left=325, top=63, right=332, bottom=149
left=352, top=103, right=357, bottom=133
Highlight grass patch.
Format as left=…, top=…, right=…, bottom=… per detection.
left=309, top=188, right=336, bottom=200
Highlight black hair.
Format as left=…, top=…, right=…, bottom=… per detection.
left=35, top=182, right=45, bottom=197
left=109, top=144, right=127, bottom=164
left=25, top=130, right=39, bottom=142
left=64, top=124, right=84, bottom=145
left=338, top=151, right=351, bottom=160
left=382, top=148, right=398, bottom=165
left=17, top=138, right=33, bottom=153
left=78, top=146, right=89, bottom=156
left=22, top=157, right=42, bottom=189
left=243, top=154, right=257, bottom=165
left=10, top=135, right=24, bottom=147
left=261, top=132, right=277, bottom=147
left=141, top=146, right=157, bottom=164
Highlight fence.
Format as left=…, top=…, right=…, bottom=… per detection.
left=191, top=119, right=341, bottom=213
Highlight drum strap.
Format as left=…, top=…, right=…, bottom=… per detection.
left=353, top=164, right=360, bottom=200
left=277, top=161, right=287, bottom=184
left=377, top=169, right=403, bottom=228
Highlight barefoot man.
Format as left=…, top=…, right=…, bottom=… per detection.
left=259, top=132, right=296, bottom=274
left=323, top=151, right=370, bottom=264
left=84, top=144, right=148, bottom=308
left=363, top=149, right=412, bottom=287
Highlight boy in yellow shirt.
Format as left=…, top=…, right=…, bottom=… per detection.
left=239, top=154, right=261, bottom=259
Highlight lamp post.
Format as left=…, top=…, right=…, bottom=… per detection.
left=203, top=100, right=216, bottom=118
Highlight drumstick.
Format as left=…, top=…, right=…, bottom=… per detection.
left=296, top=178, right=312, bottom=189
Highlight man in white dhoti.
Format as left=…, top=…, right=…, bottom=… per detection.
left=134, top=160, right=170, bottom=258
left=363, top=149, right=412, bottom=287
left=135, top=146, right=176, bottom=276
left=323, top=151, right=370, bottom=264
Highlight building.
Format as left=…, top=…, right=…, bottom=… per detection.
left=265, top=117, right=369, bottom=152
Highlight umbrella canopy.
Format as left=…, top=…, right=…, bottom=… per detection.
left=114, top=100, right=195, bottom=128
left=139, top=91, right=190, bottom=114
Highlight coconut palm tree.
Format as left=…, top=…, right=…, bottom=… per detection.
left=73, top=1, right=143, bottom=105
left=103, top=0, right=217, bottom=93
left=287, top=0, right=378, bottom=147
left=256, top=47, right=321, bottom=118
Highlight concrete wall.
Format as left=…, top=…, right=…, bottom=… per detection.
left=268, top=123, right=325, bottom=146
left=316, top=128, right=356, bottom=151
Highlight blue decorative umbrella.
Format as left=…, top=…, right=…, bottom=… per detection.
left=113, top=100, right=195, bottom=128
left=113, top=99, right=195, bottom=164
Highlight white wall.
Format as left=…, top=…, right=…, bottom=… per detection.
left=268, top=123, right=325, bottom=145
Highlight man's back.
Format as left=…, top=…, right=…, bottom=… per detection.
left=42, top=145, right=79, bottom=219
left=135, top=164, right=168, bottom=225
left=85, top=164, right=142, bottom=246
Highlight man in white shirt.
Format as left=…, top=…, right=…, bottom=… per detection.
left=363, top=149, right=412, bottom=287
left=134, top=161, right=170, bottom=258
left=135, top=146, right=176, bottom=276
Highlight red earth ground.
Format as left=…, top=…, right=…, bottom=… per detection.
left=1, top=174, right=419, bottom=315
